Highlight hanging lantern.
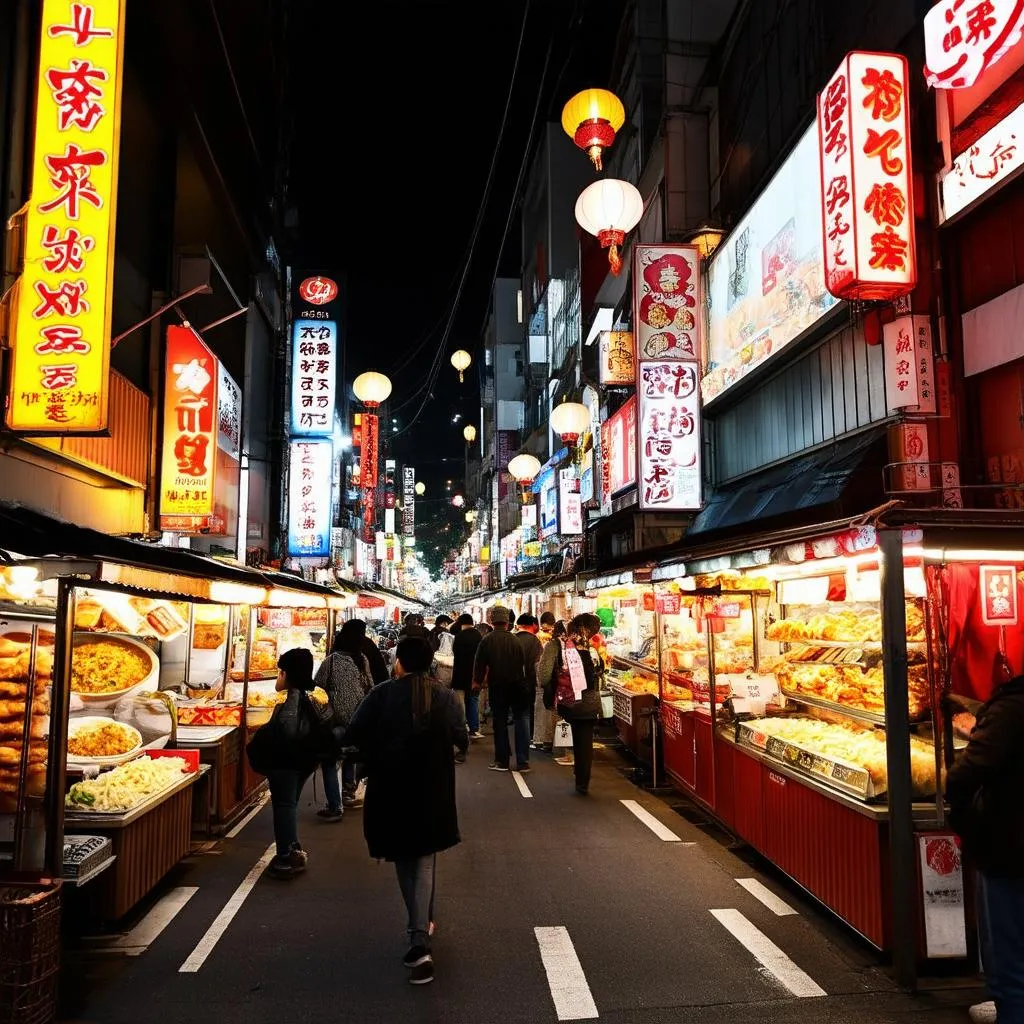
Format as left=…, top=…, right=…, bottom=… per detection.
left=352, top=370, right=392, bottom=408
left=451, top=349, right=472, bottom=383
left=465, top=510, right=477, bottom=524
left=463, top=424, right=477, bottom=443
left=575, top=179, right=643, bottom=276
left=561, top=88, right=626, bottom=171
left=686, top=222, right=724, bottom=259
left=550, top=399, right=591, bottom=447
left=508, top=451, right=542, bottom=504
left=414, top=481, right=426, bottom=496
left=452, top=494, right=465, bottom=508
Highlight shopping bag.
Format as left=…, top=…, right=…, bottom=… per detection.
left=552, top=719, right=573, bottom=750
left=432, top=631, right=455, bottom=686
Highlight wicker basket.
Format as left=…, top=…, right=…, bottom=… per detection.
left=0, top=883, right=63, bottom=1024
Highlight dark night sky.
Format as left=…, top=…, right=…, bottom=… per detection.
left=289, top=1, right=619, bottom=551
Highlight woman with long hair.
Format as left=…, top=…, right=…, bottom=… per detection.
left=343, top=636, right=468, bottom=986
left=314, top=621, right=373, bottom=820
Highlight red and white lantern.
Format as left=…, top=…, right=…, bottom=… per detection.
left=817, top=51, right=917, bottom=301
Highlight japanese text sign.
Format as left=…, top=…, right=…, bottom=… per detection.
left=600, top=396, right=638, bottom=508
left=559, top=469, right=583, bottom=536
left=159, top=326, right=218, bottom=531
left=925, top=0, right=1024, bottom=89
left=360, top=413, right=379, bottom=489
left=883, top=315, right=937, bottom=413
left=598, top=331, right=635, bottom=384
left=633, top=245, right=701, bottom=361
left=290, top=319, right=337, bottom=436
left=637, top=361, right=702, bottom=511
left=402, top=466, right=415, bottom=537
left=817, top=52, right=917, bottom=301
left=287, top=439, right=332, bottom=557
left=6, top=0, right=126, bottom=433
left=940, top=97, right=1024, bottom=222
left=980, top=564, right=1019, bottom=625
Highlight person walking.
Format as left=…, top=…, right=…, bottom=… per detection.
left=429, top=614, right=454, bottom=647
left=536, top=620, right=566, bottom=753
left=342, top=636, right=468, bottom=986
left=472, top=605, right=529, bottom=771
left=514, top=614, right=544, bottom=740
left=401, top=612, right=439, bottom=652
left=947, top=674, right=1024, bottom=1024
left=451, top=613, right=483, bottom=740
left=537, top=611, right=556, bottom=645
left=314, top=622, right=374, bottom=820
left=347, top=617, right=390, bottom=684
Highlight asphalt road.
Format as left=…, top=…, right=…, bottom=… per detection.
left=56, top=738, right=985, bottom=1024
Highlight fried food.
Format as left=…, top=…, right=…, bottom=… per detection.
left=68, top=721, right=139, bottom=758
left=71, top=639, right=152, bottom=694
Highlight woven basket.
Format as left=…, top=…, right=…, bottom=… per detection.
left=0, top=883, right=63, bottom=1024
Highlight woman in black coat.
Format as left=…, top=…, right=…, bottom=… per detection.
left=343, top=636, right=468, bottom=985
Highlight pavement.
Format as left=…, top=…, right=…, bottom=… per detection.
left=56, top=737, right=987, bottom=1024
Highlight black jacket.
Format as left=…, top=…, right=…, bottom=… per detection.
left=451, top=626, right=482, bottom=693
left=344, top=675, right=468, bottom=861
left=514, top=630, right=544, bottom=688
left=947, top=675, right=1024, bottom=877
left=473, top=627, right=528, bottom=708
left=401, top=623, right=439, bottom=652
left=360, top=635, right=390, bottom=684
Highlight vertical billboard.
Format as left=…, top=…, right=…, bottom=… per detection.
left=402, top=466, right=415, bottom=537
left=600, top=396, right=638, bottom=509
left=214, top=363, right=242, bottom=537
left=287, top=439, right=333, bottom=557
left=6, top=0, right=127, bottom=433
left=159, top=326, right=218, bottom=531
left=633, top=246, right=701, bottom=362
left=290, top=320, right=337, bottom=435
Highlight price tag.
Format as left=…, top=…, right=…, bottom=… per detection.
left=724, top=673, right=780, bottom=715
left=656, top=593, right=681, bottom=615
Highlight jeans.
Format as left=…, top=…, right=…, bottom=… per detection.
left=978, top=870, right=1024, bottom=1023
left=465, top=690, right=480, bottom=732
left=266, top=769, right=305, bottom=855
left=491, top=697, right=530, bottom=767
left=569, top=719, right=596, bottom=791
left=395, top=854, right=436, bottom=949
left=321, top=759, right=341, bottom=812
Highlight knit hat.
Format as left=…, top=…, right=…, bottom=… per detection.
left=489, top=605, right=510, bottom=625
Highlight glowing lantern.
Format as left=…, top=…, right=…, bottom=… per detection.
left=465, top=510, right=477, bottom=524
left=550, top=400, right=591, bottom=446
left=352, top=371, right=392, bottom=408
left=451, top=349, right=472, bottom=382
left=508, top=451, right=542, bottom=504
left=561, top=88, right=626, bottom=171
left=575, top=179, right=644, bottom=275
left=463, top=424, right=477, bottom=443
left=414, top=481, right=426, bottom=496
left=687, top=223, right=724, bottom=258
left=452, top=494, right=465, bottom=508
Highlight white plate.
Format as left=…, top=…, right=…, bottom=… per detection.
left=67, top=715, right=143, bottom=767
left=70, top=633, right=159, bottom=709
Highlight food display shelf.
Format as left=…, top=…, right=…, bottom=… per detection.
left=64, top=765, right=210, bottom=829
left=735, top=721, right=879, bottom=802
left=610, top=655, right=659, bottom=674
left=780, top=689, right=886, bottom=725
left=775, top=638, right=927, bottom=650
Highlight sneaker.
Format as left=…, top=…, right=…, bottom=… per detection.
left=969, top=1003, right=997, bottom=1024
left=468, top=731, right=485, bottom=740
left=575, top=785, right=589, bottom=796
left=409, top=960, right=434, bottom=985
left=342, top=795, right=363, bottom=808
left=316, top=808, right=343, bottom=822
left=554, top=755, right=574, bottom=766
left=515, top=763, right=531, bottom=772
left=454, top=752, right=467, bottom=764
left=428, top=921, right=436, bottom=938
left=402, top=944, right=431, bottom=968
left=488, top=762, right=510, bottom=772
left=267, top=843, right=307, bottom=878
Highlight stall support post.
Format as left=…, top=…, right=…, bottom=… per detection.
left=237, top=605, right=256, bottom=802
left=879, top=528, right=917, bottom=991
left=45, top=580, right=77, bottom=879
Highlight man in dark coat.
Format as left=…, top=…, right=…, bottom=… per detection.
left=343, top=637, right=468, bottom=986
left=947, top=674, right=1024, bottom=1024
left=514, top=614, right=544, bottom=738
left=472, top=605, right=529, bottom=772
left=451, top=613, right=483, bottom=740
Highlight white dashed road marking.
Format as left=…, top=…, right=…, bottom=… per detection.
left=736, top=877, right=798, bottom=916
left=110, top=886, right=198, bottom=955
left=534, top=926, right=599, bottom=1020
left=710, top=909, right=826, bottom=997
left=620, top=799, right=690, bottom=842
left=511, top=770, right=534, bottom=798
left=225, top=791, right=269, bottom=838
left=179, top=843, right=275, bottom=973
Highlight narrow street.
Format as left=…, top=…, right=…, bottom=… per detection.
left=57, top=741, right=983, bottom=1024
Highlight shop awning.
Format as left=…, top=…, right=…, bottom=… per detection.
left=685, top=428, right=888, bottom=547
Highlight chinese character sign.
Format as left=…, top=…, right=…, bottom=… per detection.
left=637, top=361, right=702, bottom=511
left=884, top=315, right=937, bottom=414
left=287, top=440, right=332, bottom=557
left=6, top=0, right=126, bottom=433
left=979, top=564, right=1019, bottom=626
left=402, top=466, right=415, bottom=537
left=290, top=319, right=337, bottom=435
left=925, top=0, right=1024, bottom=89
left=817, top=52, right=917, bottom=301
left=559, top=469, right=583, bottom=536
left=361, top=414, right=379, bottom=489
left=600, top=396, right=638, bottom=508
left=217, top=363, right=242, bottom=459
left=633, top=245, right=701, bottom=361
left=159, top=326, right=218, bottom=530
left=598, top=331, right=635, bottom=384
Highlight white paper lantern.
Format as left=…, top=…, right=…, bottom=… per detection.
left=574, top=179, right=644, bottom=275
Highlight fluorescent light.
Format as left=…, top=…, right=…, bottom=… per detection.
left=208, top=581, right=267, bottom=605
left=265, top=587, right=327, bottom=608
left=923, top=548, right=1024, bottom=562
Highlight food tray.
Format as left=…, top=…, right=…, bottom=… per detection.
left=736, top=721, right=880, bottom=801
left=770, top=637, right=927, bottom=649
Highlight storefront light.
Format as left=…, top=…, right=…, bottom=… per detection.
left=326, top=594, right=355, bottom=611
left=208, top=581, right=268, bottom=606
left=265, top=588, right=327, bottom=609
left=922, top=548, right=1024, bottom=563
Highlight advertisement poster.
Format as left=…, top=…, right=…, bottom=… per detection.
left=633, top=246, right=700, bottom=362
left=288, top=440, right=333, bottom=557
left=600, top=396, right=638, bottom=507
left=598, top=330, right=635, bottom=385
left=558, top=469, right=583, bottom=536
left=538, top=466, right=558, bottom=540
left=703, top=126, right=839, bottom=404
left=638, top=361, right=702, bottom=511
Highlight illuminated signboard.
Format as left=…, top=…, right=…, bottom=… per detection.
left=925, top=0, right=1024, bottom=89
left=159, top=326, right=218, bottom=532
left=598, top=331, right=635, bottom=385
left=287, top=439, right=333, bottom=557
left=6, top=0, right=126, bottom=433
left=402, top=466, right=415, bottom=537
left=290, top=319, right=337, bottom=436
left=633, top=245, right=700, bottom=361
left=817, top=51, right=917, bottom=301
left=600, top=396, right=637, bottom=507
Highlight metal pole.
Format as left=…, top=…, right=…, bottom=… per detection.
left=45, top=581, right=76, bottom=879
left=879, top=527, right=917, bottom=991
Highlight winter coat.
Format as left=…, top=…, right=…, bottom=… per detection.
left=344, top=674, right=469, bottom=861
left=314, top=651, right=372, bottom=730
left=947, top=674, right=1024, bottom=877
left=473, top=627, right=528, bottom=710
left=514, top=630, right=544, bottom=688
left=361, top=636, right=390, bottom=684
left=451, top=626, right=482, bottom=693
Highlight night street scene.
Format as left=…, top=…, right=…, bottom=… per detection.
left=0, top=1, right=1022, bottom=1022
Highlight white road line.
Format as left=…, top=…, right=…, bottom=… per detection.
left=534, top=926, right=599, bottom=1021
left=620, top=799, right=687, bottom=842
left=511, top=771, right=533, bottom=798
left=110, top=886, right=198, bottom=955
left=736, top=877, right=798, bottom=917
left=225, top=791, right=270, bottom=839
left=179, top=843, right=275, bottom=973
left=710, top=909, right=826, bottom=998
